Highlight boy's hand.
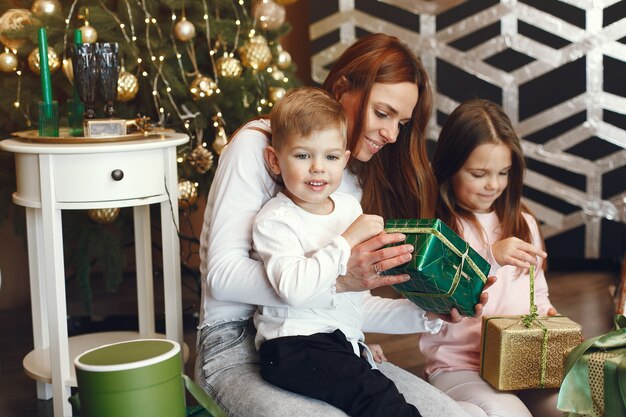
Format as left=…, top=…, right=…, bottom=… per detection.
left=491, top=237, right=547, bottom=269
left=342, top=214, right=384, bottom=248
left=366, top=343, right=387, bottom=363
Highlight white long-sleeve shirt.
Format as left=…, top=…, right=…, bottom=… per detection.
left=419, top=211, right=554, bottom=378
left=252, top=192, right=364, bottom=350
left=198, top=119, right=442, bottom=335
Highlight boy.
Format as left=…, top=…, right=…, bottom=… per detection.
left=252, top=87, right=441, bottom=417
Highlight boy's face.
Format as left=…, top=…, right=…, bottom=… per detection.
left=265, top=127, right=350, bottom=214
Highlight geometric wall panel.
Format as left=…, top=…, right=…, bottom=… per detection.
left=310, top=0, right=626, bottom=260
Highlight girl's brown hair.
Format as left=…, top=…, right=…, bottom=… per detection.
left=322, top=33, right=436, bottom=219
left=432, top=98, right=533, bottom=244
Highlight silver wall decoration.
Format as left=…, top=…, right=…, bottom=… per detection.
left=310, top=0, right=626, bottom=260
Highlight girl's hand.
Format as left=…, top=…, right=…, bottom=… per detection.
left=426, top=308, right=463, bottom=323
left=546, top=307, right=558, bottom=316
left=342, top=214, right=384, bottom=248
left=425, top=275, right=496, bottom=322
left=367, top=343, right=387, bottom=363
left=336, top=232, right=414, bottom=293
left=491, top=237, right=547, bottom=269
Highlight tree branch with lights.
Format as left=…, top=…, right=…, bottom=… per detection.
left=0, top=0, right=300, bottom=312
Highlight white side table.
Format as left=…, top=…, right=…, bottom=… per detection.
left=0, top=132, right=189, bottom=417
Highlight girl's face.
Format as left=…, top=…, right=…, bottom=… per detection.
left=451, top=143, right=512, bottom=213
left=339, top=82, right=418, bottom=162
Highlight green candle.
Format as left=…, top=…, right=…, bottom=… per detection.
left=38, top=27, right=53, bottom=104
left=74, top=28, right=82, bottom=45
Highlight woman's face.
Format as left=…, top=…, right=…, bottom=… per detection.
left=339, top=82, right=418, bottom=162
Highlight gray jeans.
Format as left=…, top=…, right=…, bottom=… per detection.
left=195, top=319, right=470, bottom=417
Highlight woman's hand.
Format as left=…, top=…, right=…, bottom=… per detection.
left=546, top=307, right=558, bottom=316
left=366, top=343, right=387, bottom=363
left=491, top=237, right=546, bottom=269
left=425, top=275, right=497, bottom=322
left=336, top=232, right=414, bottom=293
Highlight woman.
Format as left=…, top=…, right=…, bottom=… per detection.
left=195, top=33, right=485, bottom=416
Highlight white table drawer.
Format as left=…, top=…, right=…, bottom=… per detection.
left=53, top=149, right=165, bottom=203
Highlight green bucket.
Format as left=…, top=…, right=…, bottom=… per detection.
left=74, top=339, right=186, bottom=417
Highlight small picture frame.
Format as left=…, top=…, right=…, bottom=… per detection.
left=84, top=119, right=127, bottom=138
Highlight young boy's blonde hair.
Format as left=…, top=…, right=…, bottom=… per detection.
left=270, top=86, right=347, bottom=151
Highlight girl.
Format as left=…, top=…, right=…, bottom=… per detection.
left=419, top=98, right=560, bottom=417
left=195, top=34, right=488, bottom=417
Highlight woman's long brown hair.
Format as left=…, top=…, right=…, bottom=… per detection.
left=322, top=34, right=436, bottom=219
left=432, top=99, right=533, bottom=244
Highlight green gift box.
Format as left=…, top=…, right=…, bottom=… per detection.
left=382, top=218, right=489, bottom=317
left=558, top=315, right=626, bottom=417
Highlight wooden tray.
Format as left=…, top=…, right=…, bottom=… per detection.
left=12, top=128, right=174, bottom=144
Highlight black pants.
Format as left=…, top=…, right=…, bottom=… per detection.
left=259, top=330, right=422, bottom=417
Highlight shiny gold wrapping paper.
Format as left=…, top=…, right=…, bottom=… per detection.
left=480, top=316, right=582, bottom=390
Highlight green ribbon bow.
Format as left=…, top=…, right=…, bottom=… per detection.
left=558, top=314, right=626, bottom=416
left=520, top=265, right=550, bottom=388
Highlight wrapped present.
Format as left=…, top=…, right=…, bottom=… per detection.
left=480, top=315, right=582, bottom=390
left=382, top=218, right=489, bottom=317
left=558, top=315, right=626, bottom=417
left=479, top=266, right=583, bottom=390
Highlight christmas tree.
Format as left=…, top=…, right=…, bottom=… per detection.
left=0, top=0, right=300, bottom=311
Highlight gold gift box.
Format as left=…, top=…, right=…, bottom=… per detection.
left=480, top=316, right=582, bottom=390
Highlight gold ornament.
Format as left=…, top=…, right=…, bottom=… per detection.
left=28, top=47, right=60, bottom=75
left=178, top=180, right=198, bottom=208
left=0, top=9, right=33, bottom=50
left=276, top=48, right=292, bottom=70
left=0, top=50, right=18, bottom=72
left=239, top=35, right=272, bottom=71
left=269, top=66, right=284, bottom=81
left=88, top=207, right=120, bottom=224
left=79, top=24, right=98, bottom=43
left=174, top=17, right=196, bottom=42
left=253, top=0, right=286, bottom=31
left=212, top=125, right=228, bottom=155
left=117, top=69, right=139, bottom=102
left=190, top=75, right=217, bottom=100
left=31, top=0, right=62, bottom=17
left=62, top=58, right=73, bottom=82
left=216, top=55, right=243, bottom=78
left=273, top=0, right=299, bottom=4
left=188, top=145, right=214, bottom=174
left=268, top=86, right=286, bottom=103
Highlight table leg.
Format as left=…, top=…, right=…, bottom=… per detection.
left=39, top=155, right=72, bottom=417
left=25, top=207, right=52, bottom=400
left=134, top=205, right=155, bottom=336
left=161, top=150, right=183, bottom=346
